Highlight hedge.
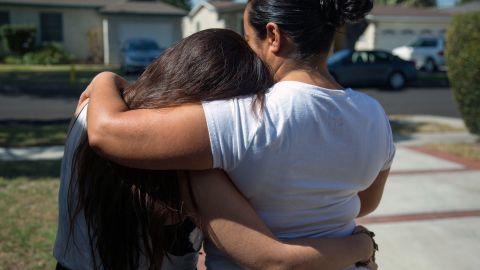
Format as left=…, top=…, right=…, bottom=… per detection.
left=446, top=11, right=480, bottom=135
left=0, top=24, right=36, bottom=55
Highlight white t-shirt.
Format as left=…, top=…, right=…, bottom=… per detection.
left=202, top=81, right=395, bottom=269
left=53, top=105, right=202, bottom=270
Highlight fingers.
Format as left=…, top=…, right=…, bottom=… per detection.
left=78, top=83, right=93, bottom=105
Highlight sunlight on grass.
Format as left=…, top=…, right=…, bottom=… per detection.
left=425, top=143, right=480, bottom=161
left=0, top=177, right=59, bottom=270
left=0, top=64, right=118, bottom=73
left=0, top=123, right=68, bottom=147
left=389, top=117, right=466, bottom=134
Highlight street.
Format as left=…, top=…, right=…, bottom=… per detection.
left=0, top=87, right=459, bottom=120
left=362, top=87, right=460, bottom=118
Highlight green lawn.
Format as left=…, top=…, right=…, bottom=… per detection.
left=0, top=158, right=61, bottom=269
left=0, top=176, right=59, bottom=270
left=424, top=143, right=480, bottom=161
left=0, top=123, right=69, bottom=148
left=0, top=64, right=120, bottom=86
left=389, top=116, right=466, bottom=134
left=0, top=64, right=118, bottom=73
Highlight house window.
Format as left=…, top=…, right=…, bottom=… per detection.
left=381, top=29, right=395, bottom=35
left=420, top=29, right=432, bottom=35
left=0, top=11, right=9, bottom=26
left=401, top=29, right=415, bottom=35
left=40, top=12, right=63, bottom=42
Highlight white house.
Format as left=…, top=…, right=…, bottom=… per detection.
left=183, top=0, right=245, bottom=37
left=355, top=5, right=451, bottom=51
left=0, top=0, right=187, bottom=65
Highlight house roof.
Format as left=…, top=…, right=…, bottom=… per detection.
left=208, top=0, right=245, bottom=12
left=100, top=2, right=187, bottom=15
left=188, top=0, right=245, bottom=17
left=0, top=0, right=187, bottom=15
left=370, top=5, right=451, bottom=17
left=443, top=1, right=480, bottom=14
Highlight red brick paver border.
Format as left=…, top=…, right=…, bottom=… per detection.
left=357, top=210, right=480, bottom=225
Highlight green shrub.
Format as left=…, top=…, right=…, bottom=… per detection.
left=3, top=55, right=23, bottom=64
left=3, top=43, right=75, bottom=65
left=446, top=12, right=480, bottom=135
left=0, top=24, right=36, bottom=55
left=22, top=42, right=75, bottom=65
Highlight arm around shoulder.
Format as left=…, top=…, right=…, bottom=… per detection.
left=86, top=72, right=213, bottom=170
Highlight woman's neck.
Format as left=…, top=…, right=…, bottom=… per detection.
left=273, top=55, right=343, bottom=90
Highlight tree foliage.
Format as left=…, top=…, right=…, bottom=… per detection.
left=161, top=0, right=190, bottom=10
left=446, top=11, right=480, bottom=135
left=374, top=0, right=436, bottom=7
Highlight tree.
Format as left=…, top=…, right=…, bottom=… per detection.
left=374, top=0, right=436, bottom=7
left=161, top=0, right=190, bottom=10
left=457, top=0, right=479, bottom=5
left=445, top=11, right=480, bottom=135
left=131, top=0, right=191, bottom=10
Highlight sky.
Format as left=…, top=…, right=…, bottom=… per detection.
left=189, top=0, right=457, bottom=8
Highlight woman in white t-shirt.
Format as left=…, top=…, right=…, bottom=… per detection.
left=84, top=0, right=393, bottom=269
left=55, top=29, right=376, bottom=270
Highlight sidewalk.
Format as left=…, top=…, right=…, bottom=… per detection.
left=357, top=145, right=480, bottom=269
left=1, top=115, right=479, bottom=269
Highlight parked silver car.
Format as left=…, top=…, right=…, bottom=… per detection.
left=121, top=38, right=164, bottom=74
left=392, top=37, right=445, bottom=72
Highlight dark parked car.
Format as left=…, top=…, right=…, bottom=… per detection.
left=328, top=50, right=417, bottom=90
left=121, top=38, right=164, bottom=74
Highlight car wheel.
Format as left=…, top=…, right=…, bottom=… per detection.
left=388, top=72, right=406, bottom=90
left=424, top=58, right=437, bottom=73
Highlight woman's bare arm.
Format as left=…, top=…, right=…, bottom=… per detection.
left=185, top=170, right=375, bottom=270
left=357, top=169, right=390, bottom=217
left=86, top=72, right=212, bottom=170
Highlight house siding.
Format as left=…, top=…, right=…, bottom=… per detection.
left=355, top=23, right=376, bottom=51
left=219, top=11, right=243, bottom=35
left=106, top=14, right=183, bottom=65
left=356, top=16, right=450, bottom=51
left=4, top=5, right=101, bottom=61
left=183, top=6, right=224, bottom=37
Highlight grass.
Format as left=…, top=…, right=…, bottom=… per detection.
left=417, top=71, right=449, bottom=81
left=0, top=159, right=61, bottom=269
left=0, top=176, right=59, bottom=270
left=389, top=116, right=466, bottom=134
left=0, top=64, right=120, bottom=86
left=0, top=64, right=118, bottom=73
left=424, top=143, right=480, bottom=161
left=0, top=122, right=69, bottom=148
left=0, top=160, right=62, bottom=179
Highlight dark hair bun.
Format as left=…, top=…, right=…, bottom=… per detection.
left=319, top=0, right=373, bottom=26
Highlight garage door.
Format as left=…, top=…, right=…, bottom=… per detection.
left=117, top=21, right=174, bottom=49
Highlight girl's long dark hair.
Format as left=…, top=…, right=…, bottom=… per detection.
left=68, top=29, right=273, bottom=270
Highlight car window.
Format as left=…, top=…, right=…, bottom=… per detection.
left=352, top=52, right=368, bottom=64
left=409, top=39, right=423, bottom=47
left=369, top=52, right=392, bottom=63
left=409, top=38, right=438, bottom=48
left=128, top=40, right=160, bottom=51
left=421, top=39, right=437, bottom=47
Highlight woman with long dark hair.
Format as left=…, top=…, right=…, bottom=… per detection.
left=54, top=29, right=376, bottom=270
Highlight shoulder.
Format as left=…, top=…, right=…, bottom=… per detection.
left=347, top=89, right=388, bottom=118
